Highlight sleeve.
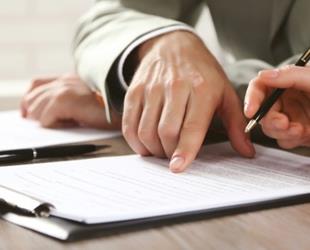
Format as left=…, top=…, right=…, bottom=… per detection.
left=223, top=59, right=274, bottom=101
left=223, top=0, right=310, bottom=103
left=222, top=55, right=303, bottom=102
left=286, top=0, right=310, bottom=58
left=73, top=0, right=202, bottom=123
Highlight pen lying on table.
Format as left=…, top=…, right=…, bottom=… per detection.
left=0, top=144, right=110, bottom=165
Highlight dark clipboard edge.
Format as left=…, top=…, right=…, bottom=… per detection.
left=0, top=192, right=310, bottom=242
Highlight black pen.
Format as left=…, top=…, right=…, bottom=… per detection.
left=0, top=144, right=110, bottom=165
left=245, top=47, right=310, bottom=133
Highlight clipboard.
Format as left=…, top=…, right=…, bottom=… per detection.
left=0, top=142, right=309, bottom=241
left=1, top=192, right=309, bottom=241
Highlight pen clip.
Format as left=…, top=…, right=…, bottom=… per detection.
left=0, top=185, right=54, bottom=217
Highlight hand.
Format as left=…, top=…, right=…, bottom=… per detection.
left=122, top=31, right=255, bottom=173
left=21, top=74, right=121, bottom=129
left=244, top=65, right=310, bottom=148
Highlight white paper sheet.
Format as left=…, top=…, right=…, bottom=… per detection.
left=0, top=111, right=120, bottom=150
left=0, top=143, right=308, bottom=224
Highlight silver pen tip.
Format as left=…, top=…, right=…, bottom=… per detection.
left=244, top=120, right=257, bottom=133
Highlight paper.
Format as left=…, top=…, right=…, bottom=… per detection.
left=0, top=142, right=308, bottom=224
left=0, top=111, right=120, bottom=150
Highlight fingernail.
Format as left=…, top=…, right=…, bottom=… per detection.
left=244, top=102, right=249, bottom=113
left=259, top=69, right=279, bottom=79
left=244, top=102, right=253, bottom=117
left=169, top=156, right=185, bottom=172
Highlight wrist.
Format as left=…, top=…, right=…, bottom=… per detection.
left=137, top=30, right=202, bottom=60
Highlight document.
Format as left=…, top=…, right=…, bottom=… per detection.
left=0, top=111, right=120, bottom=150
left=0, top=143, right=308, bottom=224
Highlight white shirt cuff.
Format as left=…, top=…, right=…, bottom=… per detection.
left=117, top=24, right=197, bottom=90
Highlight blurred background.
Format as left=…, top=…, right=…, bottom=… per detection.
left=0, top=1, right=221, bottom=110
left=0, top=0, right=93, bottom=110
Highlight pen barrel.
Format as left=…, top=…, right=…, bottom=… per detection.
left=0, top=144, right=108, bottom=165
left=253, top=88, right=285, bottom=122
left=295, top=47, right=310, bottom=66
left=36, top=144, right=97, bottom=159
left=0, top=149, right=34, bottom=164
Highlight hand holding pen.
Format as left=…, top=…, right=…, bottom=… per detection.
left=244, top=48, right=310, bottom=148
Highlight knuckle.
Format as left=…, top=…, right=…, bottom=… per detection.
left=166, top=78, right=185, bottom=91
left=145, top=83, right=162, bottom=96
left=182, top=121, right=205, bottom=133
left=191, top=73, right=205, bottom=84
left=122, top=124, right=150, bottom=156
left=122, top=123, right=135, bottom=141
left=126, top=83, right=145, bottom=101
left=132, top=82, right=146, bottom=93
left=137, top=127, right=154, bottom=143
left=192, top=80, right=210, bottom=97
left=158, top=123, right=178, bottom=140
left=192, top=75, right=207, bottom=89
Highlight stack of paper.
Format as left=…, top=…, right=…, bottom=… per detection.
left=0, top=111, right=120, bottom=150
left=0, top=143, right=308, bottom=224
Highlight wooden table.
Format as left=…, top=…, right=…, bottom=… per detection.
left=0, top=136, right=309, bottom=250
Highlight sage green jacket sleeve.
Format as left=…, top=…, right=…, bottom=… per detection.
left=283, top=0, right=310, bottom=64
left=73, top=0, right=201, bottom=122
left=225, top=0, right=310, bottom=100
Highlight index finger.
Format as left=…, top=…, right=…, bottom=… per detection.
left=257, top=66, right=310, bottom=92
left=244, top=65, right=310, bottom=119
left=169, top=90, right=215, bottom=173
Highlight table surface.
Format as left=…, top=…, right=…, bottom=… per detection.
left=0, top=136, right=309, bottom=250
